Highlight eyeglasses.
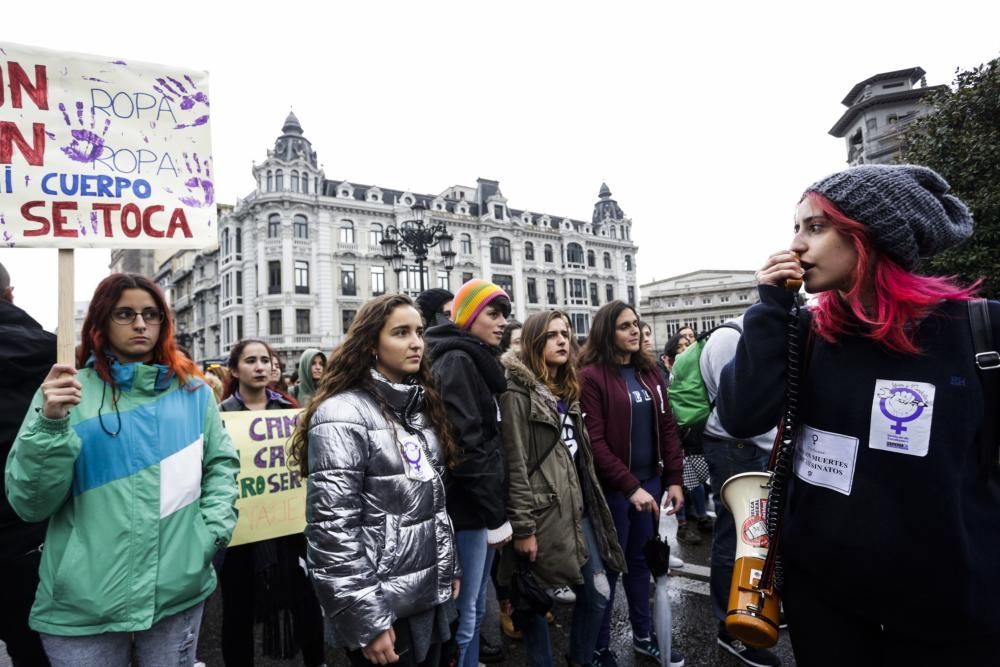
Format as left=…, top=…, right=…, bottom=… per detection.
left=111, top=308, right=165, bottom=325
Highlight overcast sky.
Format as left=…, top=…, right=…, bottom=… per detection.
left=2, top=1, right=998, bottom=331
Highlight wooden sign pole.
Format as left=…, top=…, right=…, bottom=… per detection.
left=57, top=249, right=75, bottom=366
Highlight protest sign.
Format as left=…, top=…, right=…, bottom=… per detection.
left=0, top=41, right=216, bottom=249
left=223, top=409, right=307, bottom=547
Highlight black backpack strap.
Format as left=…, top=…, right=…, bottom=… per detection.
left=968, top=299, right=999, bottom=469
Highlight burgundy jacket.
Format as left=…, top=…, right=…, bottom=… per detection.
left=579, top=363, right=684, bottom=496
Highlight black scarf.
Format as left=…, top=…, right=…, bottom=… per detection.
left=427, top=326, right=506, bottom=393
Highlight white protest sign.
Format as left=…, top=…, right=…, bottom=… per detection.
left=0, top=42, right=215, bottom=249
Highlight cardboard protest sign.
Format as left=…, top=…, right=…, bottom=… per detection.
left=0, top=42, right=215, bottom=248
left=223, top=409, right=307, bottom=547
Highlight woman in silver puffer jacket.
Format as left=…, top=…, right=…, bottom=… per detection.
left=290, top=294, right=461, bottom=667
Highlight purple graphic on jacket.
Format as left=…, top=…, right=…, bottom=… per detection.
left=58, top=102, right=111, bottom=163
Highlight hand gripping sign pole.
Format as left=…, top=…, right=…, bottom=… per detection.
left=1, top=41, right=217, bottom=359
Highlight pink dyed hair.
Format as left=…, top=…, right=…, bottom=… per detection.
left=805, top=192, right=978, bottom=355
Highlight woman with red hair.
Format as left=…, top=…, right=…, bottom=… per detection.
left=5, top=273, right=240, bottom=667
left=719, top=165, right=1000, bottom=664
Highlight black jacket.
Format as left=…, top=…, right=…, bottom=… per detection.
left=0, top=300, right=56, bottom=555
left=425, top=321, right=508, bottom=532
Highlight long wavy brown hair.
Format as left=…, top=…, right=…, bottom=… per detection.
left=519, top=310, right=579, bottom=402
left=578, top=300, right=654, bottom=372
left=289, top=294, right=457, bottom=476
left=78, top=273, right=202, bottom=392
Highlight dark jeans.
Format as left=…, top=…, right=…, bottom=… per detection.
left=596, top=476, right=661, bottom=649
left=701, top=434, right=770, bottom=622
left=782, top=564, right=1000, bottom=666
left=345, top=621, right=443, bottom=667
left=0, top=542, right=49, bottom=666
left=219, top=542, right=325, bottom=667
left=522, top=518, right=609, bottom=667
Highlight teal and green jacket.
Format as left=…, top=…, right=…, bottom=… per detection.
left=4, top=357, right=240, bottom=636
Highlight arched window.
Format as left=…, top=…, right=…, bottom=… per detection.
left=291, top=171, right=300, bottom=193
left=266, top=171, right=273, bottom=192
left=275, top=169, right=284, bottom=191
left=544, top=244, right=553, bottom=263
left=460, top=234, right=473, bottom=255
left=340, top=220, right=355, bottom=244
left=603, top=252, right=612, bottom=269
left=625, top=254, right=633, bottom=271
left=490, top=237, right=511, bottom=264
left=369, top=223, right=384, bottom=248
left=235, top=228, right=242, bottom=257
left=301, top=175, right=308, bottom=194
left=294, top=214, right=308, bottom=239
left=524, top=241, right=534, bottom=261
left=268, top=213, right=280, bottom=238
left=587, top=249, right=596, bottom=267
left=610, top=226, right=617, bottom=239
left=567, top=242, right=584, bottom=265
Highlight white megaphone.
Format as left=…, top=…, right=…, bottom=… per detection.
left=720, top=471, right=781, bottom=648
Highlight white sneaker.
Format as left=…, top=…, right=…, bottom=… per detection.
left=548, top=585, right=577, bottom=604
left=669, top=554, right=685, bottom=569
left=194, top=662, right=206, bottom=667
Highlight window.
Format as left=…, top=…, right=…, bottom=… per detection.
left=605, top=284, right=613, bottom=302
left=490, top=237, right=512, bottom=264
left=524, top=241, right=534, bottom=260
left=544, top=244, right=553, bottom=263
left=296, top=309, right=310, bottom=334
left=527, top=278, right=537, bottom=303
left=222, top=272, right=231, bottom=306
left=295, top=261, right=309, bottom=294
left=222, top=228, right=230, bottom=257
left=275, top=169, right=284, bottom=191
left=624, top=255, right=633, bottom=271
left=235, top=228, right=242, bottom=258
left=568, top=278, right=586, bottom=303
left=603, top=252, right=612, bottom=269
left=462, top=272, right=474, bottom=284
left=399, top=265, right=429, bottom=292
left=301, top=175, right=308, bottom=194
left=224, top=318, right=231, bottom=347
left=369, top=223, right=383, bottom=248
left=268, top=214, right=280, bottom=238
left=494, top=204, right=504, bottom=220
left=268, top=261, right=281, bottom=294
left=340, top=220, right=355, bottom=244
left=866, top=117, right=877, bottom=132
left=587, top=250, right=596, bottom=268
left=720, top=295, right=730, bottom=303
left=342, top=309, right=356, bottom=334
left=627, top=286, right=635, bottom=306
left=570, top=313, right=589, bottom=337
left=266, top=171, right=273, bottom=192
left=235, top=270, right=242, bottom=304
left=590, top=283, right=599, bottom=306
left=370, top=266, right=385, bottom=296
left=702, top=297, right=711, bottom=304
left=294, top=215, right=308, bottom=239
left=269, top=309, right=282, bottom=335
left=341, top=265, right=356, bottom=296
left=492, top=274, right=513, bottom=298
left=460, top=233, right=472, bottom=255
left=739, top=293, right=749, bottom=301
left=610, top=226, right=617, bottom=239
left=291, top=171, right=299, bottom=193
left=437, top=271, right=449, bottom=289
left=236, top=315, right=243, bottom=340
left=567, top=243, right=584, bottom=265
left=546, top=279, right=557, bottom=305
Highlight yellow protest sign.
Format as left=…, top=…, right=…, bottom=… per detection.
left=222, top=409, right=305, bottom=547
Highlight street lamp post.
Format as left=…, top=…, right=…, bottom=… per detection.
left=380, top=203, right=456, bottom=293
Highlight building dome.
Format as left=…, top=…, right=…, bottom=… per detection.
left=592, top=182, right=624, bottom=224
left=272, top=111, right=317, bottom=167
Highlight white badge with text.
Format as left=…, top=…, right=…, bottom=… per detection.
left=868, top=379, right=935, bottom=457
left=793, top=425, right=859, bottom=496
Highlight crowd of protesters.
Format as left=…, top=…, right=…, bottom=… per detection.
left=3, top=163, right=1000, bottom=667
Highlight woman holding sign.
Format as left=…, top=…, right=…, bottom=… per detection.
left=218, top=338, right=326, bottom=667
left=718, top=165, right=1000, bottom=664
left=4, top=273, right=240, bottom=667
left=291, top=294, right=460, bottom=667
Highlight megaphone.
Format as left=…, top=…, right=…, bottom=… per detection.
left=720, top=471, right=781, bottom=648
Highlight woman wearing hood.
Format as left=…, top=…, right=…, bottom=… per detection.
left=498, top=310, right=625, bottom=667
left=292, top=348, right=326, bottom=407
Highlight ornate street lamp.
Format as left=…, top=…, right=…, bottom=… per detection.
left=382, top=202, right=454, bottom=292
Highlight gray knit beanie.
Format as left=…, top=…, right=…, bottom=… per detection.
left=804, top=164, right=973, bottom=269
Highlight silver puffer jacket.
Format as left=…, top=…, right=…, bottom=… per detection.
left=304, top=375, right=458, bottom=649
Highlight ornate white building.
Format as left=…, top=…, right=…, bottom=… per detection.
left=174, top=113, right=639, bottom=367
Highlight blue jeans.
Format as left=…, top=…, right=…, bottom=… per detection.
left=40, top=601, right=204, bottom=667
left=597, top=476, right=661, bottom=650
left=522, top=518, right=609, bottom=667
left=702, top=435, right=769, bottom=621
left=454, top=529, right=494, bottom=667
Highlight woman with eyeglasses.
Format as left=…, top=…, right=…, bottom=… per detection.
left=5, top=273, right=240, bottom=667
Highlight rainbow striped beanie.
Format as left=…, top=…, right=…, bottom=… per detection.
left=452, top=279, right=507, bottom=329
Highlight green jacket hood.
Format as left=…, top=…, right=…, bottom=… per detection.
left=295, top=348, right=325, bottom=404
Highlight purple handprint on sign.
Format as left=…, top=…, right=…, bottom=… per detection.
left=58, top=101, right=111, bottom=163
left=178, top=152, right=214, bottom=208
left=154, top=75, right=210, bottom=130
